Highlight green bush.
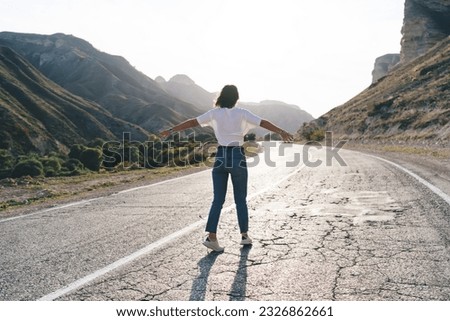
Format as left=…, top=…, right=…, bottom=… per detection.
left=264, top=133, right=282, bottom=141
left=69, top=144, right=87, bottom=160
left=244, top=133, right=256, bottom=141
left=63, top=158, right=84, bottom=171
left=186, top=149, right=206, bottom=165
left=123, top=145, right=141, bottom=164
left=80, top=148, right=103, bottom=171
left=11, top=158, right=44, bottom=178
left=0, top=149, right=15, bottom=170
left=0, top=149, right=15, bottom=178
left=41, top=157, right=62, bottom=176
left=70, top=169, right=85, bottom=176
left=309, top=128, right=326, bottom=142
left=44, top=168, right=58, bottom=177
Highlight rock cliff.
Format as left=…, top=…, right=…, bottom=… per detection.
left=299, top=36, right=450, bottom=145
left=371, top=0, right=449, bottom=83
left=371, top=54, right=400, bottom=83
left=400, top=0, right=450, bottom=63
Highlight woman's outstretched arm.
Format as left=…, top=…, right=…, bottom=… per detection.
left=159, top=118, right=200, bottom=138
left=260, top=119, right=294, bottom=142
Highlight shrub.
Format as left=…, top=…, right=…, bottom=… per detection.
left=102, top=142, right=122, bottom=168
left=309, top=128, right=326, bottom=142
left=68, top=168, right=86, bottom=176
left=0, top=149, right=15, bottom=178
left=41, top=157, right=62, bottom=176
left=301, top=124, right=326, bottom=142
left=80, top=148, right=103, bottom=171
left=264, top=133, right=282, bottom=141
left=11, top=158, right=44, bottom=178
left=63, top=158, right=84, bottom=171
left=44, top=168, right=58, bottom=177
left=123, top=145, right=141, bottom=163
left=69, top=144, right=87, bottom=160
left=244, top=133, right=256, bottom=141
left=0, top=169, right=11, bottom=179
left=186, top=149, right=206, bottom=165
left=0, top=149, right=15, bottom=170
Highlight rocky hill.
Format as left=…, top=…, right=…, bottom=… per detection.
left=371, top=54, right=400, bottom=83
left=0, top=46, right=149, bottom=154
left=0, top=32, right=202, bottom=133
left=301, top=36, right=450, bottom=145
left=371, top=1, right=450, bottom=82
left=302, top=0, right=449, bottom=146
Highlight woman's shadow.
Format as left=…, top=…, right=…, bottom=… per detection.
left=189, top=245, right=252, bottom=301
left=189, top=251, right=222, bottom=301
left=229, top=245, right=252, bottom=301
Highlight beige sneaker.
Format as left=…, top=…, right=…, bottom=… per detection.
left=202, top=237, right=224, bottom=252
left=240, top=235, right=253, bottom=245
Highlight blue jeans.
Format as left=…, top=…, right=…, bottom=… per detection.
left=205, top=146, right=249, bottom=234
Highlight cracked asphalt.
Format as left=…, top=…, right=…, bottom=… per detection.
left=1, top=144, right=450, bottom=301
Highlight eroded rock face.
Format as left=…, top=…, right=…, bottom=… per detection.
left=371, top=54, right=400, bottom=83
left=400, top=0, right=450, bottom=63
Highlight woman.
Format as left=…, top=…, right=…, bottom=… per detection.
left=160, top=85, right=293, bottom=252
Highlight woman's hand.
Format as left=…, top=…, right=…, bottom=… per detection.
left=159, top=129, right=172, bottom=138
left=280, top=131, right=294, bottom=142
left=159, top=119, right=199, bottom=139
left=260, top=120, right=294, bottom=142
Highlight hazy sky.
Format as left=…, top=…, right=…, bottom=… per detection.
left=1, top=0, right=405, bottom=118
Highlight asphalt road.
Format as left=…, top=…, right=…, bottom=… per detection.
left=1, top=143, right=449, bottom=301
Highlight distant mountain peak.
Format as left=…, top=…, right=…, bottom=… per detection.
left=168, top=74, right=195, bottom=85
left=155, top=76, right=166, bottom=83
left=259, top=100, right=288, bottom=105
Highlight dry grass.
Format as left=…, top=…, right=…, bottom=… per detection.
left=345, top=142, right=450, bottom=159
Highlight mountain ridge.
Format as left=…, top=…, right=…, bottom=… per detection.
left=0, top=45, right=149, bottom=154
left=157, top=74, right=314, bottom=136
left=0, top=32, right=314, bottom=155
left=0, top=32, right=203, bottom=133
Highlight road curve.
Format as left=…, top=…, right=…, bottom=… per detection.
left=1, top=144, right=449, bottom=301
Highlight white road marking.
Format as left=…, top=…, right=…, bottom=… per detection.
left=114, top=170, right=207, bottom=195
left=38, top=161, right=306, bottom=301
left=0, top=197, right=105, bottom=224
left=0, top=170, right=207, bottom=224
left=369, top=155, right=450, bottom=206
left=38, top=218, right=205, bottom=301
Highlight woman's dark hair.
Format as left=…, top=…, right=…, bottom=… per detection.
left=215, top=85, right=239, bottom=108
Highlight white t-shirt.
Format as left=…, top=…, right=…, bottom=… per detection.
left=196, top=107, right=262, bottom=146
